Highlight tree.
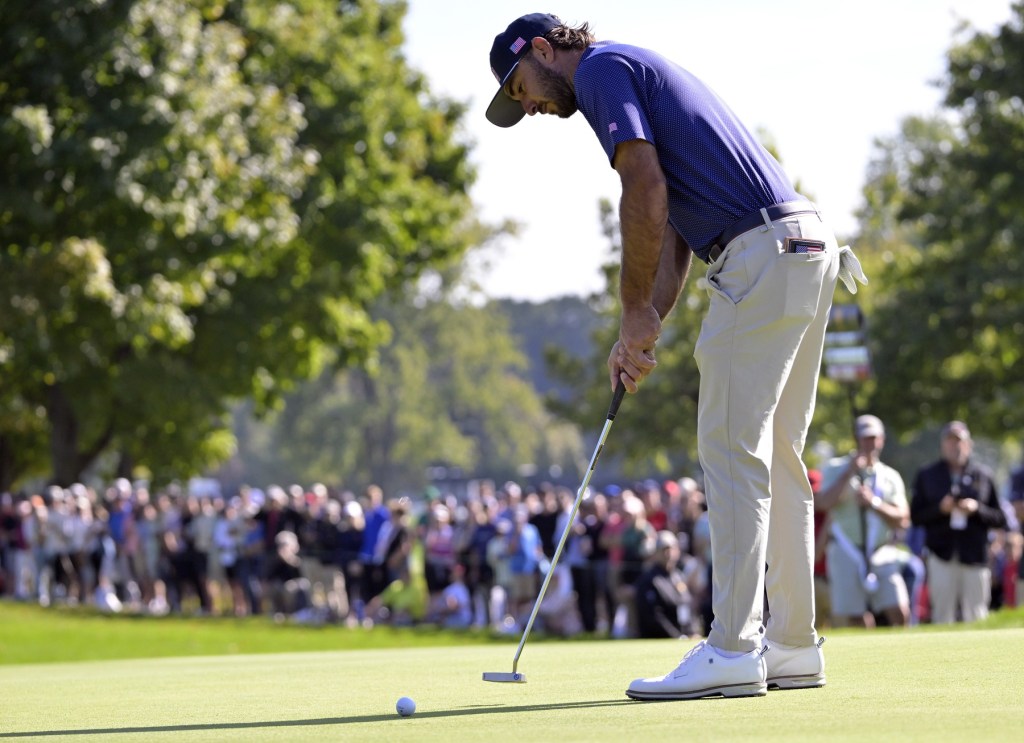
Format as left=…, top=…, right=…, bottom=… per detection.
left=860, top=3, right=1024, bottom=440
left=221, top=291, right=584, bottom=495
left=0, top=0, right=479, bottom=488
left=496, top=295, right=603, bottom=401
left=545, top=199, right=704, bottom=479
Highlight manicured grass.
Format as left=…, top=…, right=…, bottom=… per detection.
left=0, top=600, right=505, bottom=665
left=3, top=599, right=1022, bottom=666
left=1, top=628, right=1021, bottom=742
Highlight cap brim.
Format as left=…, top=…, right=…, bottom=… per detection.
left=486, top=87, right=525, bottom=128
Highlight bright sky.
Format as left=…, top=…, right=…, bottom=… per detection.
left=403, top=0, right=1012, bottom=302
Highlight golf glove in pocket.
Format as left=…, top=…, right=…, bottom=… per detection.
left=837, top=245, right=868, bottom=294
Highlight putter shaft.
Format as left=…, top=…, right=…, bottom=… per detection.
left=511, top=383, right=626, bottom=674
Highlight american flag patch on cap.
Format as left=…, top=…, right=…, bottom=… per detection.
left=510, top=37, right=526, bottom=54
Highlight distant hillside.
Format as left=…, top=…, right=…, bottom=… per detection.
left=494, top=296, right=605, bottom=400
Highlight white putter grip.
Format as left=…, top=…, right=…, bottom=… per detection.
left=506, top=381, right=626, bottom=677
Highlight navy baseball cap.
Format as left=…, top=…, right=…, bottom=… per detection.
left=486, top=13, right=560, bottom=128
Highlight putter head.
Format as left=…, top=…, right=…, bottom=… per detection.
left=482, top=672, right=527, bottom=683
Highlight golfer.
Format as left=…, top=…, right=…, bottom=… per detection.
left=485, top=13, right=866, bottom=700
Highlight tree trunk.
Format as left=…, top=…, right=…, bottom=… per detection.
left=0, top=435, right=18, bottom=492
left=116, top=449, right=135, bottom=481
left=47, top=383, right=82, bottom=487
left=46, top=383, right=119, bottom=487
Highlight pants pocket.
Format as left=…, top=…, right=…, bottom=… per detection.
left=778, top=251, right=830, bottom=320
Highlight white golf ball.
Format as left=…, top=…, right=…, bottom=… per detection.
left=396, top=696, right=416, bottom=717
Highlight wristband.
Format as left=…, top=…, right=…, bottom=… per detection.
left=870, top=495, right=883, bottom=510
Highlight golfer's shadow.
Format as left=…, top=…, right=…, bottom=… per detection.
left=0, top=700, right=635, bottom=738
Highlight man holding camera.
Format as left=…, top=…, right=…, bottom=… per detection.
left=911, top=421, right=1006, bottom=624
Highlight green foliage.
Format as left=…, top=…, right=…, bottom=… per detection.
left=497, top=296, right=603, bottom=401
left=0, top=0, right=479, bottom=487
left=546, top=199, right=704, bottom=479
left=860, top=4, right=1024, bottom=442
left=223, top=292, right=583, bottom=494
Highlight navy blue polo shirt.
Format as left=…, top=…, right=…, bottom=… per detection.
left=574, top=41, right=800, bottom=260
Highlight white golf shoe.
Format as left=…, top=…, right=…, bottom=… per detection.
left=765, top=637, right=826, bottom=690
left=626, top=640, right=767, bottom=700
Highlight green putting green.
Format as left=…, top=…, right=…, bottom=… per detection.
left=1, top=628, right=1020, bottom=742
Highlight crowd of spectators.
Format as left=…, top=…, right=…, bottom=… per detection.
left=0, top=476, right=712, bottom=636
left=1, top=455, right=1021, bottom=636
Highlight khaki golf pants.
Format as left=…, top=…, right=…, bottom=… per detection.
left=926, top=554, right=990, bottom=624
left=695, top=212, right=840, bottom=653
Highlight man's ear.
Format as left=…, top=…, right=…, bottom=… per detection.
left=531, top=37, right=555, bottom=63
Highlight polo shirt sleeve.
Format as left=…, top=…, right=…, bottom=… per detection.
left=883, top=464, right=908, bottom=508
left=575, top=52, right=655, bottom=165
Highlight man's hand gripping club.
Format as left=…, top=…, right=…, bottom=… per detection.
left=609, top=304, right=661, bottom=393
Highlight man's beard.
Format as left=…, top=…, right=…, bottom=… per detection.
left=529, top=59, right=578, bottom=118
